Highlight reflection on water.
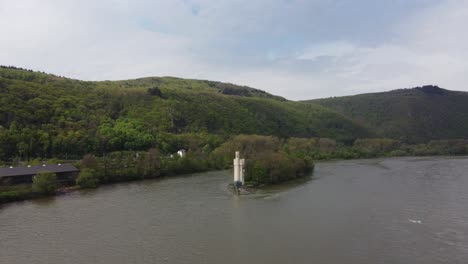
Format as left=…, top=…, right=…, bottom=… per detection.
left=246, top=176, right=313, bottom=199
left=1, top=157, right=468, bottom=264
left=29, top=196, right=57, bottom=207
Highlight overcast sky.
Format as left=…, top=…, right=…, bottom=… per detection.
left=1, top=0, right=468, bottom=100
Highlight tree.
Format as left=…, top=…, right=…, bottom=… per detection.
left=318, top=138, right=336, bottom=152
left=246, top=161, right=267, bottom=184
left=80, top=154, right=100, bottom=171
left=76, top=169, right=99, bottom=188
left=32, top=171, right=57, bottom=195
left=148, top=87, right=162, bottom=97
left=137, top=148, right=161, bottom=178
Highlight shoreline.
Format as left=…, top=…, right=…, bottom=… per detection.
left=2, top=155, right=468, bottom=206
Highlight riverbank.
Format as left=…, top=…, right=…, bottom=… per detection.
left=0, top=183, right=82, bottom=204
left=2, top=154, right=466, bottom=206
left=2, top=135, right=468, bottom=205
left=0, top=167, right=218, bottom=205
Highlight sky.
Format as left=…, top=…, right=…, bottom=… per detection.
left=1, top=0, right=468, bottom=100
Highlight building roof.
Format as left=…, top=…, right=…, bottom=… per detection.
left=0, top=164, right=79, bottom=178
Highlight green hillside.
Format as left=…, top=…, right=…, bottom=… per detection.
left=307, top=85, right=468, bottom=143
left=0, top=66, right=370, bottom=161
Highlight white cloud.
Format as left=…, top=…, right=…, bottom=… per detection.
left=1, top=0, right=468, bottom=100
left=281, top=1, right=468, bottom=98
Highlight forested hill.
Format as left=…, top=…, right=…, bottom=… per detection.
left=0, top=66, right=370, bottom=160
left=306, top=85, right=468, bottom=143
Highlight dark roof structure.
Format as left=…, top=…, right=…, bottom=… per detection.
left=0, top=164, right=79, bottom=178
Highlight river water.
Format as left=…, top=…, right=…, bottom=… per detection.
left=1, top=157, right=468, bottom=263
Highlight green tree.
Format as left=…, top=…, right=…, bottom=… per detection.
left=80, top=154, right=100, bottom=171
left=136, top=148, right=161, bottom=178
left=32, top=171, right=57, bottom=195
left=76, top=168, right=99, bottom=188
left=246, top=161, right=268, bottom=184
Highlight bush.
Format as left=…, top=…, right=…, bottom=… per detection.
left=80, top=154, right=100, bottom=171
left=353, top=138, right=401, bottom=156
left=46, top=158, right=62, bottom=164
left=29, top=158, right=42, bottom=165
left=32, top=171, right=57, bottom=195
left=148, top=87, right=162, bottom=97
left=246, top=161, right=268, bottom=184
left=388, top=149, right=408, bottom=157
left=76, top=169, right=99, bottom=188
left=0, top=191, right=21, bottom=203
left=136, top=148, right=161, bottom=178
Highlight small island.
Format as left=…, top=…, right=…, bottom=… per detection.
left=220, top=136, right=315, bottom=194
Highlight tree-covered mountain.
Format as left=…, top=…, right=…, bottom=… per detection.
left=306, top=85, right=468, bottom=143
left=0, top=66, right=371, bottom=161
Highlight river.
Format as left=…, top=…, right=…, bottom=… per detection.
left=1, top=157, right=468, bottom=263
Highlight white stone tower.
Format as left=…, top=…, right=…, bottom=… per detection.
left=233, top=151, right=245, bottom=185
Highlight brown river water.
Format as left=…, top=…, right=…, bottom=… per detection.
left=1, top=157, right=468, bottom=263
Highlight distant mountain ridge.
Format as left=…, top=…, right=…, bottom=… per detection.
left=2, top=65, right=467, bottom=162
left=0, top=65, right=284, bottom=100
left=0, top=66, right=370, bottom=160
left=306, top=85, right=468, bottom=143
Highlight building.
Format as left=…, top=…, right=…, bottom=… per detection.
left=177, top=149, right=186, bottom=158
left=233, top=151, right=245, bottom=186
left=0, top=164, right=79, bottom=185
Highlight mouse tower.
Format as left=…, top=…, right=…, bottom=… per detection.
left=233, top=151, right=245, bottom=187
